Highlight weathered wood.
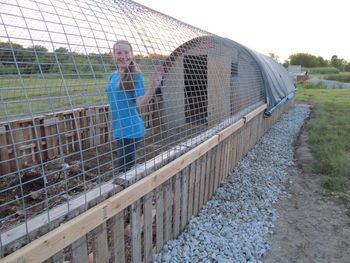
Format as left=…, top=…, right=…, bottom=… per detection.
left=156, top=186, right=164, bottom=252
left=143, top=192, right=153, bottom=263
left=218, top=119, right=244, bottom=142
left=92, top=223, right=110, bottom=263
left=44, top=117, right=59, bottom=159
left=0, top=125, right=10, bottom=174
left=130, top=200, right=142, bottom=263
left=198, top=155, right=206, bottom=208
left=208, top=147, right=216, bottom=198
left=193, top=160, right=200, bottom=216
left=173, top=173, right=181, bottom=238
left=181, top=167, right=189, bottom=231
left=187, top=163, right=195, bottom=220
left=214, top=144, right=221, bottom=191
left=50, top=251, right=65, bottom=263
left=110, top=212, right=125, bottom=263
left=244, top=104, right=267, bottom=123
left=203, top=153, right=210, bottom=204
left=1, top=104, right=280, bottom=262
left=71, top=236, right=89, bottom=263
left=164, top=180, right=173, bottom=241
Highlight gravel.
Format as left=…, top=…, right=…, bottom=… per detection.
left=153, top=104, right=311, bottom=263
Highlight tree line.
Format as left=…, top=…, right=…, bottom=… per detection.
left=281, top=53, right=350, bottom=72
left=0, top=41, right=163, bottom=77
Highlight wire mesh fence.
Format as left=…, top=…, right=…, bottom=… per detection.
left=0, top=0, right=266, bottom=254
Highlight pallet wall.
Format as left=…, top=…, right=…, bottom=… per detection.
left=1, top=100, right=294, bottom=263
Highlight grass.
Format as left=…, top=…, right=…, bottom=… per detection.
left=324, top=72, right=350, bottom=83
left=296, top=82, right=350, bottom=192
left=0, top=74, right=151, bottom=120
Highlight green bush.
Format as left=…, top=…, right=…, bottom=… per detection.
left=324, top=72, right=350, bottom=83
left=303, top=67, right=340, bottom=74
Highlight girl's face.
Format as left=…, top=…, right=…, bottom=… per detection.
left=113, top=42, right=133, bottom=69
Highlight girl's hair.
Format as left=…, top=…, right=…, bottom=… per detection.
left=113, top=40, right=140, bottom=92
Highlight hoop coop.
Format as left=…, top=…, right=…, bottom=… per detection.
left=0, top=0, right=296, bottom=261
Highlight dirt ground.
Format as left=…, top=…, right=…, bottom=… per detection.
left=264, top=114, right=350, bottom=263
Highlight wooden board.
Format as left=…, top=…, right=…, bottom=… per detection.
left=143, top=192, right=153, bottom=263
left=181, top=167, right=189, bottom=231
left=110, top=212, right=125, bottom=263
left=130, top=200, right=142, bottom=263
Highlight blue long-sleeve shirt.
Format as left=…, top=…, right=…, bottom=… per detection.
left=105, top=71, right=146, bottom=139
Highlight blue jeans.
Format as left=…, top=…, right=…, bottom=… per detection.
left=115, top=138, right=141, bottom=173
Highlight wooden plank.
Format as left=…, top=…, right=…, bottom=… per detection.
left=0, top=125, right=10, bottom=174
left=92, top=223, right=110, bottom=263
left=43, top=117, right=59, bottom=159
left=187, top=163, right=195, bottom=220
left=236, top=129, right=243, bottom=163
left=130, top=200, right=142, bottom=263
left=50, top=251, right=65, bottom=263
left=110, top=212, right=125, bottom=263
left=198, top=155, right=206, bottom=209
left=192, top=160, right=200, bottom=216
left=218, top=119, right=244, bottom=142
left=10, top=122, right=23, bottom=170
left=156, top=186, right=164, bottom=252
left=225, top=136, right=232, bottom=179
left=202, top=152, right=211, bottom=204
left=231, top=133, right=238, bottom=168
left=173, top=173, right=181, bottom=238
left=229, top=134, right=236, bottom=172
left=213, top=144, right=221, bottom=191
left=181, top=167, right=189, bottom=231
left=164, top=180, right=173, bottom=241
left=208, top=149, right=215, bottom=199
left=0, top=132, right=220, bottom=263
left=79, top=110, right=90, bottom=148
left=143, top=192, right=153, bottom=263
left=243, top=104, right=267, bottom=123
left=220, top=140, right=228, bottom=182
left=71, top=236, right=89, bottom=263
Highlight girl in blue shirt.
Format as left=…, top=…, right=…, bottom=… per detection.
left=105, top=40, right=163, bottom=173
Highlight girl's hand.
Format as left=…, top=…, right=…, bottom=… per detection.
left=108, top=132, right=114, bottom=142
left=151, top=64, right=164, bottom=88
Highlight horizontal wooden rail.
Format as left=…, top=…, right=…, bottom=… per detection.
left=1, top=104, right=267, bottom=263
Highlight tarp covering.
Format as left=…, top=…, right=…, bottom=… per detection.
left=248, top=50, right=296, bottom=114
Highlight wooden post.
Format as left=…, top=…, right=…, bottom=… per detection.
left=0, top=125, right=10, bottom=174
left=43, top=117, right=59, bottom=159
left=181, top=166, right=189, bottom=231
left=110, top=212, right=125, bottom=263
left=130, top=200, right=142, bottom=263
left=71, top=236, right=89, bottom=263
left=156, top=186, right=164, bottom=252
left=143, top=192, right=153, bottom=263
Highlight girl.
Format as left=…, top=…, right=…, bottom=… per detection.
left=105, top=40, right=164, bottom=173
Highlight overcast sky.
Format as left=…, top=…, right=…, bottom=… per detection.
left=134, top=0, right=349, bottom=62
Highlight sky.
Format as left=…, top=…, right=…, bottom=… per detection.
left=134, top=0, right=349, bottom=62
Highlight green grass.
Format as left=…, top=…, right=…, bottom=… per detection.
left=324, top=72, right=350, bottom=83
left=303, top=67, right=340, bottom=74
left=0, top=74, right=151, bottom=120
left=296, top=83, right=350, bottom=192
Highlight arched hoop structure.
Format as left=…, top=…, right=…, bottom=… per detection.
left=0, top=0, right=295, bottom=260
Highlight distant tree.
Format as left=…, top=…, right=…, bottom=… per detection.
left=330, top=55, right=346, bottom=71
left=316, top=56, right=328, bottom=67
left=289, top=53, right=319, bottom=67
left=345, top=62, right=350, bottom=72
left=283, top=59, right=290, bottom=68
left=269, top=53, right=279, bottom=62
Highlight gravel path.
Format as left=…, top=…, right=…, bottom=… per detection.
left=153, top=104, right=311, bottom=263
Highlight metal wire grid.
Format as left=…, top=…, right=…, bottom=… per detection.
left=0, top=0, right=265, bottom=253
